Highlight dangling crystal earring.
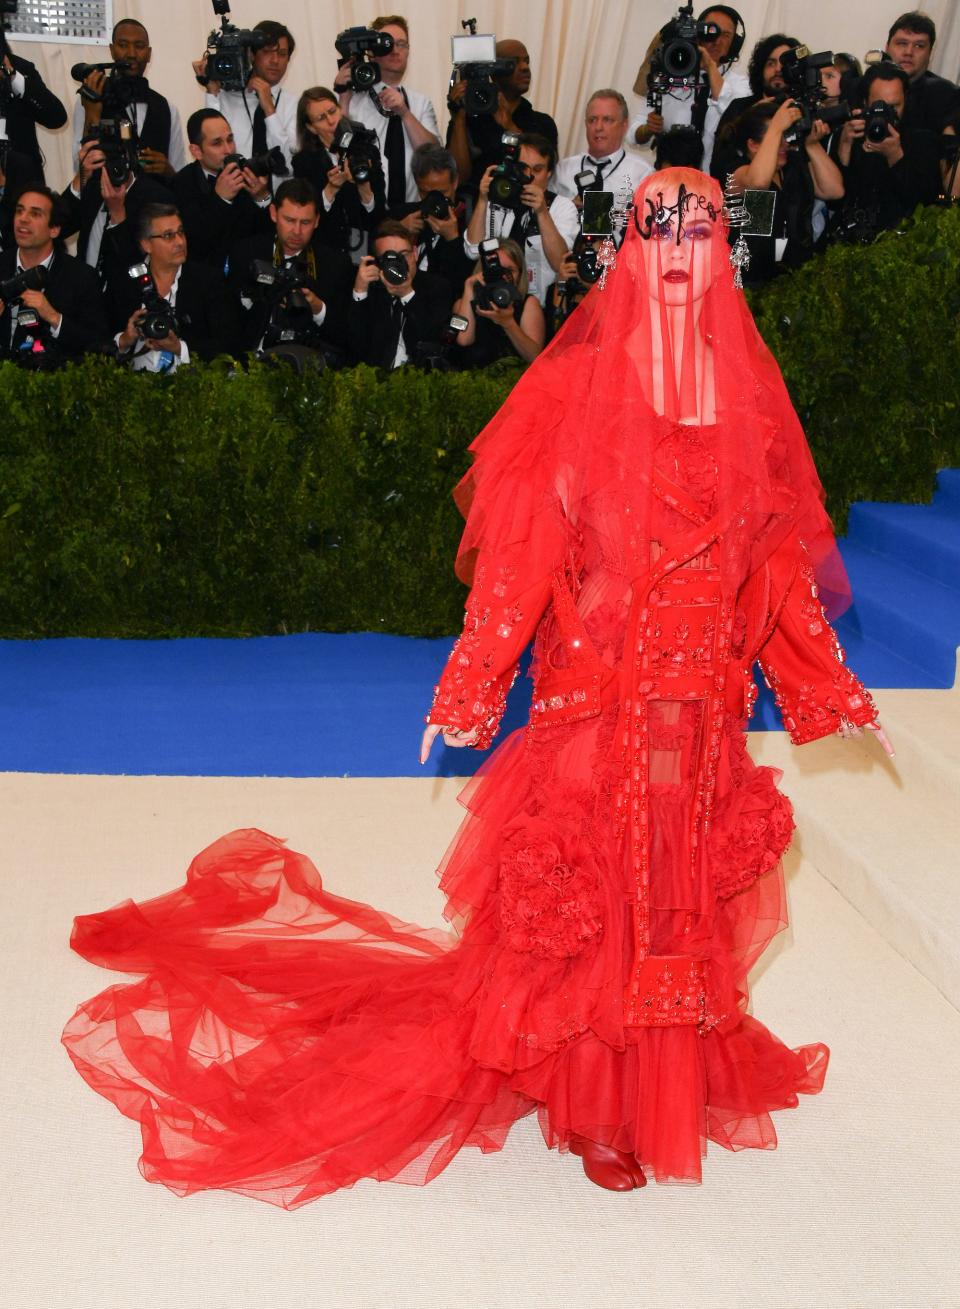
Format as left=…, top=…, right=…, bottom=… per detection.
left=596, top=184, right=634, bottom=289
left=722, top=174, right=751, bottom=290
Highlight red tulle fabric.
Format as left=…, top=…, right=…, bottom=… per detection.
left=62, top=171, right=835, bottom=1208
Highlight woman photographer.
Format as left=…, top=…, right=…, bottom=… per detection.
left=452, top=237, right=544, bottom=367
left=725, top=98, right=843, bottom=285
left=292, top=87, right=386, bottom=256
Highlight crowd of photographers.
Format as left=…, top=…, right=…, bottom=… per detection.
left=0, top=5, right=958, bottom=373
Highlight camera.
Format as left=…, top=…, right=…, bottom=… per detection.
left=330, top=119, right=380, bottom=185
left=574, top=167, right=600, bottom=196
left=864, top=99, right=899, bottom=143
left=0, top=263, right=46, bottom=304
left=222, top=146, right=289, bottom=179
left=420, top=190, right=453, bottom=220
left=472, top=237, right=520, bottom=311
left=201, top=1, right=267, bottom=94
left=647, top=3, right=720, bottom=111
left=335, top=26, right=394, bottom=93
left=572, top=234, right=602, bottom=286
left=777, top=46, right=850, bottom=142
left=450, top=25, right=514, bottom=117
left=251, top=257, right=315, bottom=344
left=375, top=249, right=410, bottom=286
left=71, top=59, right=148, bottom=117
left=128, top=263, right=179, bottom=340
left=488, top=132, right=528, bottom=208
left=83, top=115, right=139, bottom=186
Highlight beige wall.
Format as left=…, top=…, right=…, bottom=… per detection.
left=9, top=0, right=960, bottom=190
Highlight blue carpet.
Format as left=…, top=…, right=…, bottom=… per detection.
left=2, top=471, right=957, bottom=777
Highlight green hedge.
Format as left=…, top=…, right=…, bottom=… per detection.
left=1, top=204, right=958, bottom=639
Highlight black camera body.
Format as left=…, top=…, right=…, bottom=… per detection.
left=83, top=114, right=139, bottom=186
left=648, top=3, right=720, bottom=111
left=330, top=119, right=381, bottom=185
left=864, top=99, right=899, bottom=143
left=335, top=26, right=394, bottom=93
left=572, top=234, right=601, bottom=286
left=488, top=132, right=528, bottom=208
left=203, top=1, right=267, bottom=94
left=222, top=146, right=289, bottom=179
left=252, top=258, right=315, bottom=344
left=472, top=237, right=520, bottom=311
left=777, top=45, right=845, bottom=142
left=456, top=58, right=515, bottom=116
left=0, top=262, right=47, bottom=305
left=376, top=249, right=410, bottom=286
left=420, top=190, right=453, bottom=220
left=128, top=263, right=179, bottom=341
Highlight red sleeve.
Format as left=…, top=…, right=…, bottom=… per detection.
left=427, top=544, right=556, bottom=750
left=757, top=533, right=879, bottom=746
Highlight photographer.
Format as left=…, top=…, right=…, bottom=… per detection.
left=726, top=99, right=843, bottom=285
left=447, top=39, right=557, bottom=190
left=711, top=33, right=801, bottom=180
left=72, top=18, right=187, bottom=179
left=173, top=109, right=273, bottom=270
left=884, top=10, right=960, bottom=135
left=388, top=144, right=472, bottom=298
left=631, top=7, right=750, bottom=173
left=196, top=20, right=297, bottom=176
left=229, top=177, right=353, bottom=361
left=0, top=36, right=67, bottom=183
left=831, top=63, right=942, bottom=240
left=0, top=140, right=39, bottom=250
left=0, top=187, right=107, bottom=365
left=464, top=134, right=578, bottom=307
left=942, top=107, right=960, bottom=202
left=347, top=219, right=452, bottom=369
left=335, top=15, right=439, bottom=206
left=452, top=237, right=544, bottom=368
left=553, top=90, right=653, bottom=205
left=110, top=202, right=234, bottom=369
left=292, top=87, right=386, bottom=258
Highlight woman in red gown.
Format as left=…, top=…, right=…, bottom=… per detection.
left=62, top=168, right=890, bottom=1205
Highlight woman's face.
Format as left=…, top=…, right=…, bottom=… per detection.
left=305, top=98, right=341, bottom=147
left=641, top=185, right=716, bottom=307
left=747, top=126, right=789, bottom=170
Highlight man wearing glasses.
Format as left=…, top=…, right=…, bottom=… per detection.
left=110, top=202, right=233, bottom=370
left=334, top=14, right=440, bottom=206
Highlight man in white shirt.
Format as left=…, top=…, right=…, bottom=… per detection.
left=195, top=20, right=298, bottom=174
left=631, top=5, right=750, bottom=173
left=334, top=14, right=439, bottom=206
left=465, top=134, right=579, bottom=308
left=553, top=90, right=653, bottom=206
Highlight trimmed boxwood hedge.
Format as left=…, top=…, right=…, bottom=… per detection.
left=1, top=203, right=958, bottom=638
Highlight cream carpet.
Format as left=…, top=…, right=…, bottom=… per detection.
left=2, top=731, right=959, bottom=1309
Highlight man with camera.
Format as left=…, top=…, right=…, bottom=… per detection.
left=72, top=18, right=187, bottom=180
left=553, top=90, right=652, bottom=206
left=0, top=32, right=67, bottom=183
left=884, top=11, right=960, bottom=135
left=831, top=62, right=942, bottom=240
left=0, top=137, right=39, bottom=250
left=335, top=15, right=439, bottom=207
left=174, top=108, right=273, bottom=270
left=464, top=133, right=578, bottom=308
left=110, top=201, right=234, bottom=370
left=711, top=32, right=802, bottom=180
left=196, top=19, right=298, bottom=176
left=229, top=177, right=353, bottom=362
left=347, top=219, right=452, bottom=369
left=631, top=6, right=750, bottom=173
left=0, top=186, right=107, bottom=365
left=387, top=144, right=472, bottom=299
left=447, top=38, right=557, bottom=190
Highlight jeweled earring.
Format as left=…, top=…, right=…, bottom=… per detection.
left=722, top=175, right=751, bottom=290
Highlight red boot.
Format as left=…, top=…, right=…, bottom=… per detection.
left=570, top=1135, right=647, bottom=1191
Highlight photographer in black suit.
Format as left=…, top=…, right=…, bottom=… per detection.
left=386, top=144, right=473, bottom=300
left=0, top=140, right=42, bottom=250
left=109, top=201, right=234, bottom=369
left=0, top=36, right=68, bottom=182
left=347, top=219, right=453, bottom=369
left=0, top=187, right=108, bottom=365
left=229, top=178, right=354, bottom=362
left=72, top=18, right=187, bottom=180
left=174, top=109, right=273, bottom=271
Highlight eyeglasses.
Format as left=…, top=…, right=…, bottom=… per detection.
left=146, top=227, right=185, bottom=242
left=391, top=40, right=409, bottom=50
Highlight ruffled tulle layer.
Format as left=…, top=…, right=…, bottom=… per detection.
left=63, top=817, right=828, bottom=1209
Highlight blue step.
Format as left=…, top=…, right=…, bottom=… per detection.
left=934, top=468, right=960, bottom=512
left=834, top=541, right=960, bottom=684
left=846, top=502, right=960, bottom=591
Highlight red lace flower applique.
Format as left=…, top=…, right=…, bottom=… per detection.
left=707, top=764, right=795, bottom=900
left=498, top=813, right=604, bottom=959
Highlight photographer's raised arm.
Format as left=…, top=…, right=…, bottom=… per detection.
left=521, top=183, right=567, bottom=274
left=465, top=165, right=494, bottom=247
left=732, top=100, right=802, bottom=191
left=446, top=79, right=474, bottom=186
left=804, top=119, right=844, bottom=200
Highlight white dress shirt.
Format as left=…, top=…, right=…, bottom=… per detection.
left=553, top=148, right=653, bottom=203
left=351, top=285, right=416, bottom=368
left=206, top=85, right=297, bottom=180
left=629, top=67, right=751, bottom=172
left=115, top=264, right=190, bottom=373
left=72, top=97, right=187, bottom=172
left=345, top=87, right=440, bottom=204
left=464, top=194, right=580, bottom=307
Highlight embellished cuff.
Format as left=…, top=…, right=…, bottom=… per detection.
left=763, top=662, right=878, bottom=746
left=427, top=659, right=518, bottom=750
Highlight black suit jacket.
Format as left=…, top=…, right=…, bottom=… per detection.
left=292, top=147, right=386, bottom=256
left=837, top=128, right=943, bottom=232
left=347, top=271, right=453, bottom=369
left=172, top=162, right=273, bottom=271
left=58, top=171, right=173, bottom=289
left=385, top=196, right=473, bottom=300
left=903, top=71, right=960, bottom=135
left=0, top=246, right=110, bottom=362
left=228, top=232, right=354, bottom=356
left=107, top=258, right=236, bottom=361
left=1, top=54, right=68, bottom=181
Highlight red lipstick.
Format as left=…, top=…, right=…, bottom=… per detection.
left=663, top=269, right=689, bottom=283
